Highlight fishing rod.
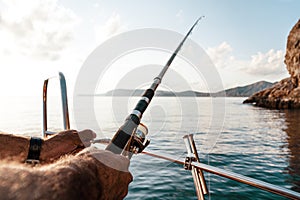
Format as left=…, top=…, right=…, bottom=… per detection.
left=105, top=16, right=204, bottom=156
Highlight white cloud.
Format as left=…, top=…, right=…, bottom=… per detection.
left=206, top=42, right=234, bottom=68
left=94, top=12, right=126, bottom=44
left=206, top=42, right=286, bottom=77
left=247, top=49, right=285, bottom=76
left=0, top=0, right=79, bottom=60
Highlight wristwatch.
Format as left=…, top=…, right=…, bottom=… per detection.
left=26, top=137, right=43, bottom=164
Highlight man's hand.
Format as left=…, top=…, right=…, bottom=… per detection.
left=0, top=148, right=132, bottom=200
left=40, top=129, right=96, bottom=163
left=75, top=148, right=133, bottom=199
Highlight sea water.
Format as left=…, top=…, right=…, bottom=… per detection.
left=0, top=96, right=299, bottom=200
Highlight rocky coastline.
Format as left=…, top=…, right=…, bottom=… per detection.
left=243, top=19, right=300, bottom=109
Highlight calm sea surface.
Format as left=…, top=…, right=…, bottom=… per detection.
left=0, top=96, right=299, bottom=199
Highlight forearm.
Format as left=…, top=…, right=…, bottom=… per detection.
left=0, top=129, right=95, bottom=164
left=0, top=150, right=132, bottom=200
left=0, top=133, right=30, bottom=162
left=0, top=156, right=101, bottom=200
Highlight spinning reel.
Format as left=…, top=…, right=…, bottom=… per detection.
left=91, top=123, right=150, bottom=157
left=128, top=123, right=150, bottom=154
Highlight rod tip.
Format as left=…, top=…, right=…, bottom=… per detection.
left=198, top=16, right=205, bottom=21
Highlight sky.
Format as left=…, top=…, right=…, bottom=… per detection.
left=0, top=0, right=299, bottom=96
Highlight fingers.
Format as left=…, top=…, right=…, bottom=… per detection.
left=84, top=149, right=131, bottom=172
left=57, top=129, right=96, bottom=147
left=76, top=148, right=131, bottom=172
left=78, top=129, right=96, bottom=147
left=53, top=129, right=96, bottom=151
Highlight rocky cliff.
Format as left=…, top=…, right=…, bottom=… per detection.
left=243, top=19, right=300, bottom=109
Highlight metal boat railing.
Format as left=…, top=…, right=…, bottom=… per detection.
left=42, top=72, right=300, bottom=199
left=42, top=72, right=70, bottom=137
left=142, top=134, right=300, bottom=200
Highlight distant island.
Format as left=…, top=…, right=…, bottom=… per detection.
left=93, top=80, right=274, bottom=97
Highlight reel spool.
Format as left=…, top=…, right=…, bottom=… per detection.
left=130, top=123, right=150, bottom=154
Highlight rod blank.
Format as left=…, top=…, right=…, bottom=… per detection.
left=106, top=17, right=203, bottom=155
